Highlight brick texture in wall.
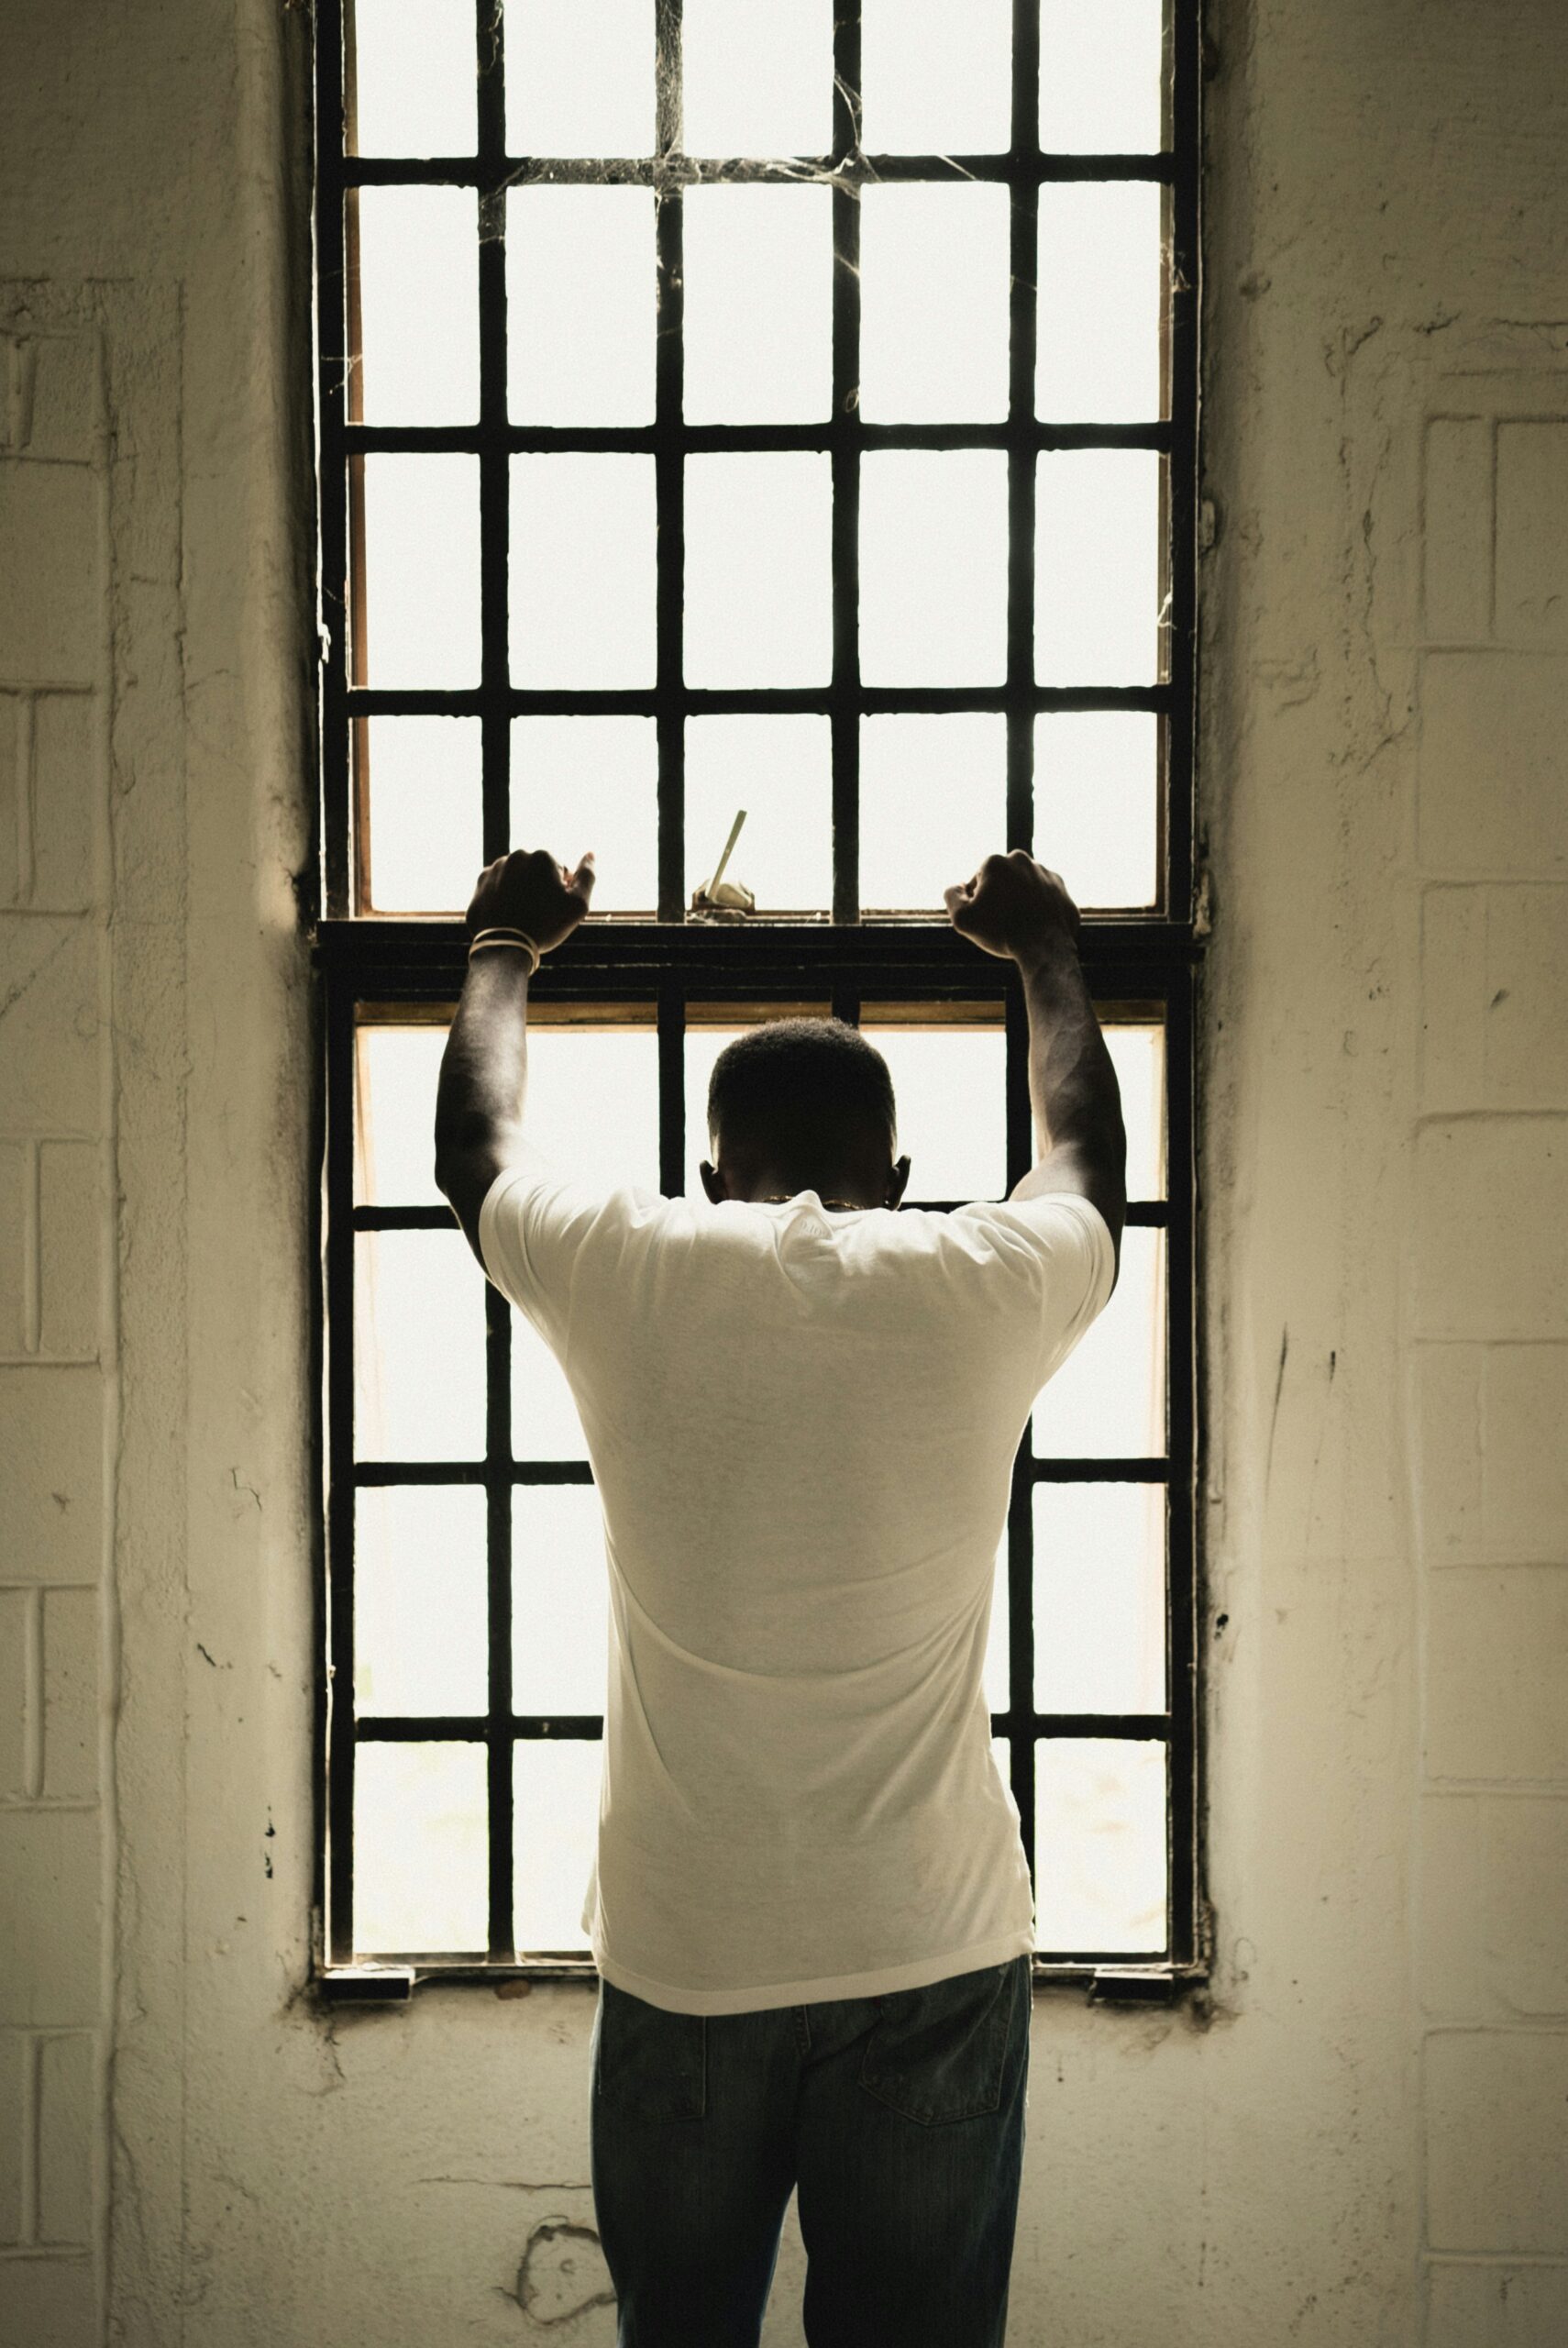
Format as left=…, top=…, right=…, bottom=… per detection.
left=1414, top=380, right=1568, bottom=2316
left=0, top=317, right=108, bottom=2340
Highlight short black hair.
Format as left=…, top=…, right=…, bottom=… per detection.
left=707, top=1017, right=898, bottom=1165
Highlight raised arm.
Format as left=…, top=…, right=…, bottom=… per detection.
left=944, top=850, right=1126, bottom=1285
left=434, top=847, right=595, bottom=1265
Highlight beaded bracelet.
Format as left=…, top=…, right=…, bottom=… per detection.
left=469, top=926, right=541, bottom=974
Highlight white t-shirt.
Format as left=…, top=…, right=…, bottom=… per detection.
left=479, top=1156, right=1116, bottom=2016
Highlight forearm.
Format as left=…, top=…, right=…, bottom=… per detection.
left=1017, top=941, right=1126, bottom=1169
left=433, top=951, right=531, bottom=1181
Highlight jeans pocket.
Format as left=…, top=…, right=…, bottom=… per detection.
left=593, top=1980, right=707, bottom=2122
left=857, top=1961, right=1019, bottom=2127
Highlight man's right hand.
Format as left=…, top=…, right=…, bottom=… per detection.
left=944, top=850, right=1082, bottom=969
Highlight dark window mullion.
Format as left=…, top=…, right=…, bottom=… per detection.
left=830, top=6, right=862, bottom=928
left=476, top=0, right=515, bottom=1963
left=656, top=1, right=686, bottom=923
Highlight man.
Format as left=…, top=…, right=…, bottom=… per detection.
left=435, top=847, right=1126, bottom=2348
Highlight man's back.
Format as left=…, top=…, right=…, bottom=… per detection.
left=480, top=1168, right=1115, bottom=2014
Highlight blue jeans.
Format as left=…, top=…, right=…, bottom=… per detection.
left=589, top=1955, right=1032, bottom=2347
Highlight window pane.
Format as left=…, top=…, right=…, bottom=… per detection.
left=507, top=187, right=656, bottom=426
left=685, top=715, right=832, bottom=914
left=860, top=1023, right=1008, bottom=1201
left=1033, top=1484, right=1166, bottom=1713
left=1034, top=1737, right=1167, bottom=1954
left=1039, top=0, right=1165, bottom=155
left=1036, top=182, right=1164, bottom=423
left=355, top=1486, right=489, bottom=1715
left=684, top=454, right=832, bottom=688
left=362, top=716, right=482, bottom=914
left=682, top=0, right=834, bottom=155
left=356, top=1023, right=447, bottom=1204
left=1033, top=709, right=1159, bottom=908
left=683, top=186, right=832, bottom=425
left=982, top=1539, right=1009, bottom=1717
left=1105, top=1023, right=1165, bottom=1201
left=858, top=184, right=1010, bottom=424
left=354, top=1742, right=489, bottom=1954
left=521, top=1028, right=660, bottom=1191
left=514, top=1738, right=601, bottom=1954
left=355, top=1229, right=485, bottom=1460
left=860, top=451, right=1009, bottom=687
left=353, top=186, right=478, bottom=425
left=348, top=0, right=476, bottom=157
left=859, top=713, right=1007, bottom=914
left=355, top=454, right=480, bottom=688
left=513, top=1487, right=610, bottom=1715
left=1032, top=1224, right=1164, bottom=1457
left=511, top=716, right=658, bottom=915
left=1035, top=449, right=1163, bottom=685
left=510, top=455, right=657, bottom=687
left=512, top=1310, right=589, bottom=1461
left=860, top=0, right=1012, bottom=154
left=504, top=0, right=655, bottom=158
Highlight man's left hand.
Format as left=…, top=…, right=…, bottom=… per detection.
left=466, top=847, right=596, bottom=958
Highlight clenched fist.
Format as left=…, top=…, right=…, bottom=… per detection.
left=466, top=847, right=596, bottom=958
left=944, top=850, right=1081, bottom=969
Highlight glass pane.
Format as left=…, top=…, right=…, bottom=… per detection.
left=510, top=455, right=657, bottom=687
left=858, top=184, right=1010, bottom=424
left=684, top=1012, right=834, bottom=1193
left=1105, top=1024, right=1165, bottom=1201
left=1036, top=182, right=1164, bottom=423
left=355, top=1485, right=488, bottom=1715
left=1032, top=1224, right=1164, bottom=1457
left=982, top=1539, right=1010, bottom=1717
left=1033, top=710, right=1159, bottom=908
left=859, top=714, right=1007, bottom=914
left=522, top=1028, right=661, bottom=1191
left=356, top=1024, right=447, bottom=1204
left=353, top=186, right=479, bottom=425
left=512, top=1310, right=589, bottom=1461
left=354, top=1742, right=489, bottom=1954
left=1035, top=449, right=1163, bottom=685
left=348, top=0, right=476, bottom=158
left=859, top=1024, right=1008, bottom=1201
left=860, top=0, right=1012, bottom=155
left=1033, top=1483, right=1166, bottom=1713
left=685, top=715, right=832, bottom=914
left=513, top=1486, right=610, bottom=1714
left=355, top=453, right=480, bottom=688
left=505, top=0, right=655, bottom=158
left=1039, top=0, right=1165, bottom=155
left=363, top=716, right=482, bottom=914
left=684, top=454, right=832, bottom=688
left=860, top=451, right=1009, bottom=687
left=355, top=1229, right=485, bottom=1460
left=1034, top=1737, right=1167, bottom=1954
left=683, top=186, right=832, bottom=425
left=514, top=1737, right=602, bottom=1953
left=682, top=0, right=834, bottom=156
left=507, top=187, right=656, bottom=426
left=511, top=716, right=658, bottom=915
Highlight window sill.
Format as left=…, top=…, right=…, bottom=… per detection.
left=315, top=1957, right=1211, bottom=2010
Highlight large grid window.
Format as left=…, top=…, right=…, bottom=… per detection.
left=315, top=0, right=1201, bottom=1995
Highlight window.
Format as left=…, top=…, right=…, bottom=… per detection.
left=314, top=0, right=1201, bottom=1993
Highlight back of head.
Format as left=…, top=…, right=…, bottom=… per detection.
left=707, top=1017, right=898, bottom=1190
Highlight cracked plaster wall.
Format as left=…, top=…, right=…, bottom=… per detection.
left=0, top=0, right=1565, bottom=2342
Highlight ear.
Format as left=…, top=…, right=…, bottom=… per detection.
left=699, top=1158, right=726, bottom=1204
left=886, top=1155, right=912, bottom=1209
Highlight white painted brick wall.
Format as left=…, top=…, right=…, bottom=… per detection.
left=1414, top=373, right=1568, bottom=2329
left=0, top=315, right=107, bottom=2341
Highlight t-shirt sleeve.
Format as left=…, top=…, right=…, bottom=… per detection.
left=953, top=1189, right=1118, bottom=1393
left=476, top=1144, right=635, bottom=1357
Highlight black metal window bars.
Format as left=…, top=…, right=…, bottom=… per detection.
left=313, top=0, right=1204, bottom=1999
